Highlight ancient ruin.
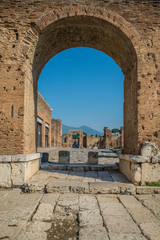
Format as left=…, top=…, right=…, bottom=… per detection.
left=0, top=0, right=160, bottom=186
left=51, top=119, right=62, bottom=148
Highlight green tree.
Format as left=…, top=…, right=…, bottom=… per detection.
left=72, top=133, right=79, bottom=139
left=112, top=128, right=120, bottom=134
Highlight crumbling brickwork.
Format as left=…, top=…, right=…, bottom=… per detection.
left=0, top=0, right=159, bottom=155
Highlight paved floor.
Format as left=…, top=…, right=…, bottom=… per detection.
left=24, top=169, right=136, bottom=194
left=1, top=149, right=160, bottom=239
left=0, top=189, right=160, bottom=240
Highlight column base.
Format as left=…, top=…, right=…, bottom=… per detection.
left=0, top=153, right=41, bottom=187
left=118, top=153, right=160, bottom=185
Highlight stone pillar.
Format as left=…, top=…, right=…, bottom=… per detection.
left=103, top=127, right=112, bottom=148
left=79, top=133, right=83, bottom=148
left=68, top=133, right=72, bottom=148
left=88, top=152, right=98, bottom=165
left=59, top=151, right=70, bottom=164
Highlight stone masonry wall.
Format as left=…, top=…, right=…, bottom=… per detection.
left=86, top=135, right=100, bottom=148
left=0, top=0, right=159, bottom=155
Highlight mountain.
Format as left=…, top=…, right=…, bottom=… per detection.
left=62, top=124, right=103, bottom=136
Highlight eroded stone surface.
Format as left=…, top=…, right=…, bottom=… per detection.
left=0, top=190, right=160, bottom=239
left=79, top=226, right=109, bottom=240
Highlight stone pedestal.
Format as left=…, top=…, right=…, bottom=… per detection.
left=0, top=153, right=41, bottom=187
left=118, top=153, right=160, bottom=185
left=88, top=152, right=98, bottom=165
left=59, top=151, right=70, bottom=164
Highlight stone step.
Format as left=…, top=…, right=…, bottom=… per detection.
left=22, top=181, right=135, bottom=195
left=40, top=163, right=119, bottom=172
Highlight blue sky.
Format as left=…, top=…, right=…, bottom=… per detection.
left=38, top=47, right=124, bottom=133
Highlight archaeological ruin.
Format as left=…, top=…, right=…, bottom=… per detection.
left=0, top=0, right=160, bottom=187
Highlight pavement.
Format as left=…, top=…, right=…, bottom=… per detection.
left=0, top=189, right=160, bottom=240
left=0, top=149, right=160, bottom=240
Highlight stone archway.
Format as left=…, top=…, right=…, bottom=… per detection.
left=0, top=2, right=160, bottom=186
left=25, top=6, right=145, bottom=156
left=68, top=130, right=83, bottom=149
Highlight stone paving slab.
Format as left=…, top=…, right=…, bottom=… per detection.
left=56, top=193, right=79, bottom=214
left=119, top=195, right=158, bottom=225
left=79, top=226, right=109, bottom=240
left=0, top=191, right=42, bottom=239
left=33, top=202, right=55, bottom=221
left=140, top=222, right=160, bottom=240
left=15, top=221, right=51, bottom=240
left=0, top=189, right=160, bottom=240
left=0, top=189, right=21, bottom=212
left=136, top=195, right=160, bottom=220
left=109, top=233, right=147, bottom=240
left=79, top=194, right=98, bottom=211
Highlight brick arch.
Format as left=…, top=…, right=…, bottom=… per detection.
left=21, top=4, right=148, bottom=155
left=24, top=4, right=146, bottom=63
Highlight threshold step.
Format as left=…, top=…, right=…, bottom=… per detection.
left=40, top=163, right=119, bottom=171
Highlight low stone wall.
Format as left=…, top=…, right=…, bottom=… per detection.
left=118, top=153, right=160, bottom=185
left=0, top=153, right=41, bottom=187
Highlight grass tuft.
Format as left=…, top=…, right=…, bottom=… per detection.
left=146, top=180, right=160, bottom=186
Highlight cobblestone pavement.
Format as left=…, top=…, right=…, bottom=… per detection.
left=0, top=189, right=160, bottom=240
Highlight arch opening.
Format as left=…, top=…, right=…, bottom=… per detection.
left=24, top=14, right=138, bottom=154
left=72, top=132, right=80, bottom=148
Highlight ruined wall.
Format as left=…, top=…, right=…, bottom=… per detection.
left=51, top=119, right=62, bottom=147
left=86, top=135, right=100, bottom=149
left=37, top=92, right=52, bottom=147
left=62, top=134, right=69, bottom=148
left=0, top=1, right=159, bottom=155
left=111, top=134, right=120, bottom=148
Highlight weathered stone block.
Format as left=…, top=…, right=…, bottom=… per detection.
left=59, top=151, right=70, bottom=164
left=0, top=163, right=11, bottom=187
left=141, top=142, right=159, bottom=157
left=88, top=152, right=98, bottom=165
left=11, top=162, right=25, bottom=186
left=0, top=153, right=41, bottom=187
left=119, top=153, right=160, bottom=185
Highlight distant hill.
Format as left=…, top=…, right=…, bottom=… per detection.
left=62, top=124, right=103, bottom=136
